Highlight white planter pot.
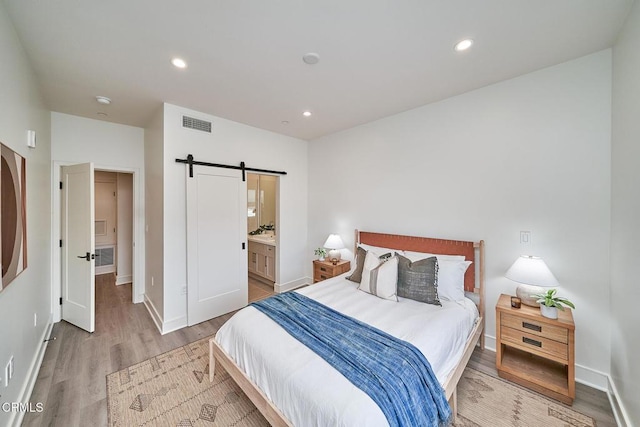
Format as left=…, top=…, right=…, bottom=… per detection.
left=540, top=305, right=558, bottom=319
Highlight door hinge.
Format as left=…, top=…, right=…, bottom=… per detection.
left=59, top=181, right=63, bottom=190
left=59, top=239, right=62, bottom=247
left=59, top=297, right=63, bottom=305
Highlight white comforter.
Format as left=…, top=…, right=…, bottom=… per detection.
left=215, top=273, right=479, bottom=427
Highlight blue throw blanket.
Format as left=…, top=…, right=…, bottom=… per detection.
left=252, top=292, right=452, bottom=427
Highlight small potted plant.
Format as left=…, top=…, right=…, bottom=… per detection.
left=314, top=247, right=327, bottom=261
left=533, top=289, right=575, bottom=319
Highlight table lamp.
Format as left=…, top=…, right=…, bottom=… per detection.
left=323, top=234, right=345, bottom=265
left=505, top=255, right=559, bottom=306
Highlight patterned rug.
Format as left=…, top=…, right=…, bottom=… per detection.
left=453, top=369, right=595, bottom=427
left=106, top=338, right=596, bottom=426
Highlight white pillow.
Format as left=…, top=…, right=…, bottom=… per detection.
left=403, top=250, right=466, bottom=262
left=358, top=251, right=398, bottom=301
left=437, top=259, right=472, bottom=302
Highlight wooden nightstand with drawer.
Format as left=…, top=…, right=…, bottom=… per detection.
left=313, top=259, right=350, bottom=283
left=496, top=293, right=575, bottom=405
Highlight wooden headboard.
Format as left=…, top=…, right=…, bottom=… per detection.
left=356, top=230, right=482, bottom=293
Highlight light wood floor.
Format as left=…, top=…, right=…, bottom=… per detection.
left=23, top=274, right=616, bottom=426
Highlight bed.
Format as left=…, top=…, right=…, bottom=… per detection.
left=209, top=230, right=485, bottom=426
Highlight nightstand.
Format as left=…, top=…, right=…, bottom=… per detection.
left=496, top=293, right=575, bottom=404
left=313, top=259, right=350, bottom=283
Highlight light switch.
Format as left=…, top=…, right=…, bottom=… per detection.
left=520, top=231, right=531, bottom=245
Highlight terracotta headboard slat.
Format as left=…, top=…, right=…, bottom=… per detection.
left=358, top=230, right=476, bottom=292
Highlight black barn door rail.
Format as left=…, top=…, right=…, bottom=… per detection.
left=176, top=154, right=287, bottom=181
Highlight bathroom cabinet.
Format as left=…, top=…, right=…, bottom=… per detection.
left=248, top=241, right=275, bottom=282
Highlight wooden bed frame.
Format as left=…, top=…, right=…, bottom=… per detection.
left=210, top=230, right=485, bottom=427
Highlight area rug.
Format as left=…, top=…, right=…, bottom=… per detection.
left=453, top=368, right=595, bottom=427
left=106, top=338, right=268, bottom=426
left=107, top=337, right=596, bottom=426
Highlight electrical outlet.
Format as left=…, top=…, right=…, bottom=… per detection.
left=4, top=357, right=13, bottom=386
left=34, top=312, right=37, bottom=327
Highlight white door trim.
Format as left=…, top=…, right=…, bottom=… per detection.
left=52, top=161, right=145, bottom=323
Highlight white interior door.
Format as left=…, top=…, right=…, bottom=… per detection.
left=187, top=165, right=248, bottom=326
left=61, top=163, right=95, bottom=332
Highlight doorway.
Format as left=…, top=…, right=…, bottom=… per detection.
left=54, top=162, right=142, bottom=332
left=94, top=171, right=133, bottom=284
left=246, top=173, right=278, bottom=301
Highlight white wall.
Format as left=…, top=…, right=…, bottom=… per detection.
left=160, top=103, right=308, bottom=331
left=117, top=173, right=133, bottom=285
left=51, top=112, right=145, bottom=317
left=143, top=106, right=164, bottom=325
left=309, top=50, right=612, bottom=388
left=611, top=1, right=640, bottom=424
left=0, top=3, right=52, bottom=426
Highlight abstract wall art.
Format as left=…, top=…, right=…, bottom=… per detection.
left=1, top=143, right=27, bottom=292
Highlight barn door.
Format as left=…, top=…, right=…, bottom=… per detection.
left=186, top=165, right=247, bottom=325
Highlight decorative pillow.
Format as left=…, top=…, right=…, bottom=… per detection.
left=347, top=246, right=393, bottom=283
left=346, top=246, right=367, bottom=283
left=358, top=251, right=398, bottom=301
left=396, top=253, right=440, bottom=306
left=359, top=243, right=399, bottom=257
left=437, top=259, right=472, bottom=302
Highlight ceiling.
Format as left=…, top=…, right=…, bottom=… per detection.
left=3, top=0, right=634, bottom=140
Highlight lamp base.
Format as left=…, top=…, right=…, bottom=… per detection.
left=516, top=284, right=544, bottom=307
left=328, top=249, right=341, bottom=264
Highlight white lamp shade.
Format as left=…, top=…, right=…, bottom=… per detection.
left=506, top=255, right=559, bottom=306
left=505, top=256, right=559, bottom=287
left=323, top=234, right=345, bottom=250
left=323, top=234, right=344, bottom=262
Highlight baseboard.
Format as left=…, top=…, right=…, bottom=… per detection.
left=161, top=315, right=187, bottom=335
left=607, top=375, right=632, bottom=427
left=575, top=364, right=608, bottom=391
left=274, top=276, right=311, bottom=293
left=115, top=274, right=132, bottom=286
left=143, top=295, right=163, bottom=335
left=143, top=295, right=188, bottom=335
left=9, top=317, right=54, bottom=427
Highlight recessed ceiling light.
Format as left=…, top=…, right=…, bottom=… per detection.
left=96, top=96, right=111, bottom=105
left=454, top=39, right=473, bottom=52
left=171, top=57, right=187, bottom=69
left=302, top=53, right=320, bottom=65
left=303, top=111, right=312, bottom=117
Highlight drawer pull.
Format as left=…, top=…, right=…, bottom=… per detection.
left=523, top=337, right=542, bottom=347
left=320, top=275, right=327, bottom=279
left=522, top=322, right=542, bottom=332
left=320, top=267, right=327, bottom=272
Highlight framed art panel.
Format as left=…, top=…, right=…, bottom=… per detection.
left=1, top=143, right=27, bottom=292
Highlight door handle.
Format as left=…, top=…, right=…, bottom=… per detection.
left=76, top=252, right=94, bottom=261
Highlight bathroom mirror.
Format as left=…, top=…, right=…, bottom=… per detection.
left=247, top=174, right=276, bottom=233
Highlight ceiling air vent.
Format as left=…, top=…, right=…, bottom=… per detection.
left=182, top=116, right=212, bottom=133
